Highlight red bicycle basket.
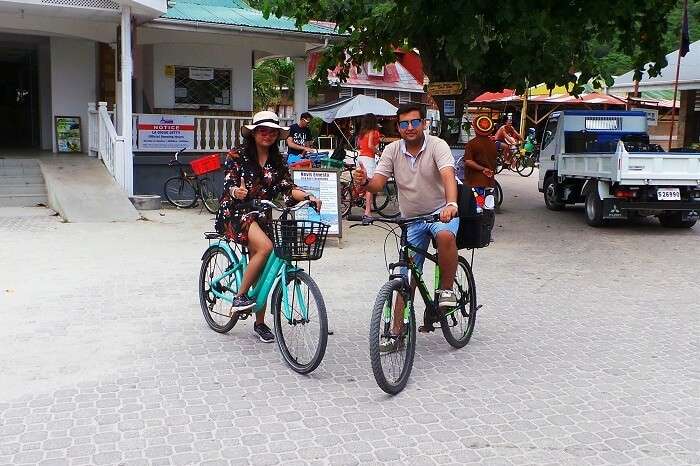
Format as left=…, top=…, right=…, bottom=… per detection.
left=190, top=154, right=221, bottom=176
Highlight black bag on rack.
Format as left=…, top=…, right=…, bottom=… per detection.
left=455, top=183, right=494, bottom=250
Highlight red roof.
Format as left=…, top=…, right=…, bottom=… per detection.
left=472, top=90, right=625, bottom=106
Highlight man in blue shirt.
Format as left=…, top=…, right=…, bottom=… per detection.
left=286, top=112, right=313, bottom=162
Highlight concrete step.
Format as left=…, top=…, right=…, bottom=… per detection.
left=0, top=194, right=48, bottom=207
left=0, top=176, right=45, bottom=186
left=0, top=166, right=43, bottom=177
left=0, top=158, right=42, bottom=168
left=0, top=184, right=47, bottom=195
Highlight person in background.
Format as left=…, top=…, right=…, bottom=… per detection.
left=357, top=113, right=381, bottom=218
left=494, top=115, right=522, bottom=169
left=464, top=115, right=497, bottom=188
left=286, top=112, right=313, bottom=163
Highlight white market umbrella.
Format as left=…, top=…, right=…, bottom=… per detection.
left=308, top=94, right=398, bottom=123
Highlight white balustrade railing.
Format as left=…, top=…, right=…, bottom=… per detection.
left=88, top=102, right=129, bottom=193
left=132, top=113, right=294, bottom=153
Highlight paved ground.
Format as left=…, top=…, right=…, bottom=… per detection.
left=0, top=172, right=698, bottom=466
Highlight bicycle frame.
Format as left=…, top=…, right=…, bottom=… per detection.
left=205, top=240, right=304, bottom=322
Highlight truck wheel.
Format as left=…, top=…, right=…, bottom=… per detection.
left=584, top=190, right=605, bottom=227
left=544, top=177, right=565, bottom=211
left=658, top=212, right=697, bottom=228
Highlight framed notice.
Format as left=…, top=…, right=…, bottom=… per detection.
left=428, top=81, right=463, bottom=96
left=136, top=114, right=195, bottom=151
left=443, top=99, right=456, bottom=117
left=292, top=168, right=342, bottom=238
left=54, top=116, right=82, bottom=153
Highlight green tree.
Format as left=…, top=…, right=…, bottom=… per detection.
left=262, top=0, right=676, bottom=142
left=253, top=58, right=295, bottom=111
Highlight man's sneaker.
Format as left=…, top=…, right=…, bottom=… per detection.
left=437, top=289, right=458, bottom=311
left=253, top=322, right=275, bottom=343
left=231, top=295, right=255, bottom=312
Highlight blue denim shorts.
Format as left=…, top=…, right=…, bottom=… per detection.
left=401, top=213, right=459, bottom=277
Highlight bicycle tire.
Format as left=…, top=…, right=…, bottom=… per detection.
left=272, top=271, right=328, bottom=374
left=199, top=246, right=239, bottom=333
left=374, top=180, right=401, bottom=218
left=495, top=180, right=503, bottom=209
left=495, top=155, right=504, bottom=174
left=441, top=256, right=477, bottom=348
left=517, top=156, right=535, bottom=177
left=199, top=178, right=220, bottom=214
left=340, top=180, right=353, bottom=217
left=164, top=176, right=198, bottom=208
left=369, top=280, right=416, bottom=395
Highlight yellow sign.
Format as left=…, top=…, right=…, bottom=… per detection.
left=164, top=65, right=175, bottom=78
left=428, top=81, right=463, bottom=96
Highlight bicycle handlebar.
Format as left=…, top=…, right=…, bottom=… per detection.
left=347, top=213, right=440, bottom=226
left=239, top=199, right=315, bottom=213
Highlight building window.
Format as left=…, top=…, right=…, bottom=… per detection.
left=364, top=89, right=377, bottom=98
left=399, top=92, right=411, bottom=104
left=339, top=87, right=353, bottom=98
left=174, top=66, right=232, bottom=108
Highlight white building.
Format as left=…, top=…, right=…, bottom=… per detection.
left=0, top=0, right=336, bottom=194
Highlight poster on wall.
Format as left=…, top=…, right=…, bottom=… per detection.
left=137, top=115, right=195, bottom=151
left=54, top=116, right=82, bottom=153
left=292, top=169, right=342, bottom=237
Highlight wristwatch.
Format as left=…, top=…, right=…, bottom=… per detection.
left=446, top=202, right=459, bottom=210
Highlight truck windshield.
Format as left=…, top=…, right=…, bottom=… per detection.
left=542, top=118, right=558, bottom=150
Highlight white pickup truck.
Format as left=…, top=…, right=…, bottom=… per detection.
left=538, top=110, right=700, bottom=228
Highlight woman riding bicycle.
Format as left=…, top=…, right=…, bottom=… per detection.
left=215, top=111, right=321, bottom=342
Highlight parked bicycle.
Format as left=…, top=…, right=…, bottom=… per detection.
left=163, top=148, right=221, bottom=214
left=199, top=199, right=329, bottom=374
left=338, top=156, right=400, bottom=218
left=348, top=213, right=478, bottom=394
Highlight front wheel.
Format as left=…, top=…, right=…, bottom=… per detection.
left=517, top=155, right=535, bottom=177
left=369, top=280, right=416, bottom=395
left=199, top=246, right=239, bottom=333
left=441, top=256, right=477, bottom=348
left=495, top=154, right=504, bottom=174
left=544, top=176, right=565, bottom=211
left=199, top=178, right=220, bottom=214
left=272, top=271, right=328, bottom=374
left=164, top=176, right=198, bottom=208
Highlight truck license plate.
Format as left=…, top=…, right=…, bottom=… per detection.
left=657, top=188, right=681, bottom=201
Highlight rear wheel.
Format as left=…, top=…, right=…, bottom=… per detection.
left=585, top=189, right=605, bottom=227
left=494, top=180, right=503, bottom=210
left=340, top=181, right=353, bottom=217
left=374, top=180, right=400, bottom=218
left=199, top=246, right=239, bottom=333
left=658, top=212, right=697, bottom=228
left=272, top=271, right=328, bottom=374
left=441, top=256, right=477, bottom=348
left=200, top=178, right=220, bottom=214
left=369, top=280, right=416, bottom=395
left=164, top=176, right=198, bottom=208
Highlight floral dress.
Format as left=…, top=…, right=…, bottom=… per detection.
left=215, top=150, right=297, bottom=244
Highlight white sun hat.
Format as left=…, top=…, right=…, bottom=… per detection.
left=242, top=111, right=289, bottom=139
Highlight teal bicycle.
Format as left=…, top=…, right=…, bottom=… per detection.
left=199, top=199, right=329, bottom=374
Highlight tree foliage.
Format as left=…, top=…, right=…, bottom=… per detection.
left=262, top=0, right=676, bottom=96
left=253, top=57, right=295, bottom=111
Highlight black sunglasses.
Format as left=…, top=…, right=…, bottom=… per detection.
left=398, top=118, right=423, bottom=130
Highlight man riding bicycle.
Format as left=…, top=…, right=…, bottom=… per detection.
left=353, top=103, right=460, bottom=316
left=494, top=115, right=523, bottom=169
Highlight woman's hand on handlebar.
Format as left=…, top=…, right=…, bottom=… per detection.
left=306, top=195, right=322, bottom=212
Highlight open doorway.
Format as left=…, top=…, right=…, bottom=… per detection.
left=0, top=46, right=40, bottom=148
